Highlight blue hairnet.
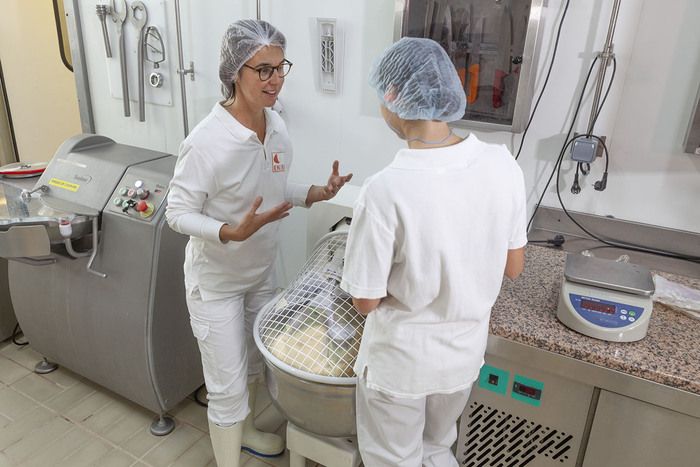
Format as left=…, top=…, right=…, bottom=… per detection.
left=369, top=37, right=466, bottom=121
left=219, top=20, right=286, bottom=99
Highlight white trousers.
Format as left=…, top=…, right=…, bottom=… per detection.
left=186, top=275, right=276, bottom=426
left=356, top=376, right=471, bottom=467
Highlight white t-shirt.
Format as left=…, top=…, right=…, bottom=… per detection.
left=340, top=134, right=527, bottom=398
left=166, top=103, right=310, bottom=301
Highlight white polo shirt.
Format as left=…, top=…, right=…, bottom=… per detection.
left=340, top=134, right=527, bottom=398
left=166, top=103, right=310, bottom=301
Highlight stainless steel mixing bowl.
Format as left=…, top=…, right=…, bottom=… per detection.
left=254, top=230, right=361, bottom=438
left=264, top=359, right=356, bottom=437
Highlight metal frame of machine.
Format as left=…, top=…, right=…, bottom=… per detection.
left=2, top=135, right=203, bottom=435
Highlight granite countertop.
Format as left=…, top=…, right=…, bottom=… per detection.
left=490, top=245, right=700, bottom=395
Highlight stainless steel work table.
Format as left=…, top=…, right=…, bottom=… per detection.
left=460, top=243, right=700, bottom=467
left=491, top=245, right=700, bottom=402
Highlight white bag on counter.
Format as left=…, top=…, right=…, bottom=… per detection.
left=652, top=274, right=700, bottom=320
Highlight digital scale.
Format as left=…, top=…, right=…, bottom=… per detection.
left=557, top=254, right=655, bottom=342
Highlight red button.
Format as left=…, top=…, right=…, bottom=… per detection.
left=136, top=200, right=148, bottom=212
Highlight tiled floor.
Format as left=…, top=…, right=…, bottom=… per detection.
left=0, top=340, right=321, bottom=467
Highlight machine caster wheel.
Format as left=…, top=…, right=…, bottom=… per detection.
left=34, top=358, right=58, bottom=374
left=150, top=415, right=175, bottom=436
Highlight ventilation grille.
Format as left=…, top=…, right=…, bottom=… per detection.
left=459, top=401, right=574, bottom=467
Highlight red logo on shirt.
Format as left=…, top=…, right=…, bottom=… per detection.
left=272, top=152, right=285, bottom=173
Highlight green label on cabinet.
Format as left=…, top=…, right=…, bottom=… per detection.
left=478, top=365, right=510, bottom=395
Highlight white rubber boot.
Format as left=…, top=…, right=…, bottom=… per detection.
left=209, top=420, right=243, bottom=467
left=241, top=381, right=285, bottom=457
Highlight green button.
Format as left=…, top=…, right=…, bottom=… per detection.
left=113, top=197, right=122, bottom=206
left=629, top=311, right=636, bottom=317
left=119, top=187, right=129, bottom=196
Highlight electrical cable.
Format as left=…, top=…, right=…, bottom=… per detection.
left=12, top=323, right=28, bottom=347
left=579, top=55, right=617, bottom=178
left=571, top=163, right=581, bottom=194
left=525, top=53, right=617, bottom=229
left=515, top=0, right=571, bottom=160
left=526, top=53, right=613, bottom=231
left=523, top=17, right=697, bottom=262
left=554, top=137, right=700, bottom=262
left=533, top=132, right=700, bottom=262
left=548, top=54, right=699, bottom=262
left=528, top=234, right=566, bottom=247
left=526, top=55, right=601, bottom=232
left=589, top=56, right=617, bottom=133
left=574, top=133, right=610, bottom=191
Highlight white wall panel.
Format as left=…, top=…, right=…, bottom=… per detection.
left=78, top=0, right=700, bottom=283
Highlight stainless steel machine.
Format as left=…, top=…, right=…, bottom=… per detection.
left=0, top=257, right=17, bottom=341
left=0, top=134, right=202, bottom=435
left=0, top=176, right=40, bottom=342
left=254, top=224, right=361, bottom=438
left=251, top=193, right=365, bottom=467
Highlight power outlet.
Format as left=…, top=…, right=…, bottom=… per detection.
left=571, top=133, right=606, bottom=162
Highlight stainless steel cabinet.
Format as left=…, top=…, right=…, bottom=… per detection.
left=394, top=0, right=544, bottom=132
left=457, top=354, right=593, bottom=466
left=582, top=390, right=700, bottom=467
left=458, top=336, right=700, bottom=467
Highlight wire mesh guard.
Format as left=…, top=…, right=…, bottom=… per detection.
left=258, top=232, right=364, bottom=380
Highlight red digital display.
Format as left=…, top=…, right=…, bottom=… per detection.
left=581, top=299, right=616, bottom=314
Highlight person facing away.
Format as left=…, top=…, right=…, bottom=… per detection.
left=165, top=19, right=352, bottom=467
left=340, top=37, right=526, bottom=467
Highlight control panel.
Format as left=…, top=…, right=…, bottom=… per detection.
left=557, top=278, right=653, bottom=342
left=477, top=364, right=545, bottom=407
left=568, top=293, right=645, bottom=329
left=107, top=172, right=168, bottom=222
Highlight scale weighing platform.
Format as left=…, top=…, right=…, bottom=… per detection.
left=557, top=254, right=655, bottom=342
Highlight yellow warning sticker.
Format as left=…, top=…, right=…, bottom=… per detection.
left=49, top=178, right=79, bottom=192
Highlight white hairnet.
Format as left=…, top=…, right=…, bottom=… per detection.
left=219, top=19, right=286, bottom=99
left=369, top=37, right=466, bottom=121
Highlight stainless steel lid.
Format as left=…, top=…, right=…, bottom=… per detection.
left=563, top=253, right=655, bottom=296
left=0, top=184, right=93, bottom=246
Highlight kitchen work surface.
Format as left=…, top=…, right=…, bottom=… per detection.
left=491, top=245, right=700, bottom=395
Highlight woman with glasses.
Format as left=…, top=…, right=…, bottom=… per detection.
left=166, top=19, right=352, bottom=467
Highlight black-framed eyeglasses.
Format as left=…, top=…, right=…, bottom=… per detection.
left=242, top=59, right=293, bottom=81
